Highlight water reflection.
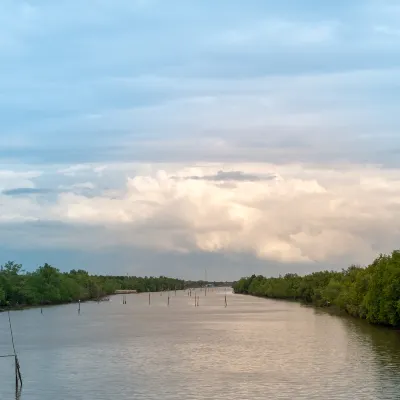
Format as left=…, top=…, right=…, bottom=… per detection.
left=1, top=291, right=400, bottom=400
left=315, top=308, right=400, bottom=366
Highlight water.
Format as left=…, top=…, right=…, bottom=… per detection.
left=1, top=289, right=400, bottom=399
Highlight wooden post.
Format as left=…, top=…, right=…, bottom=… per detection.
left=16, top=356, right=22, bottom=387
left=168, top=294, right=170, bottom=306
left=225, top=294, right=227, bottom=307
left=7, top=311, right=22, bottom=388
left=149, top=292, right=151, bottom=305
left=78, top=300, right=81, bottom=314
left=15, top=356, right=18, bottom=390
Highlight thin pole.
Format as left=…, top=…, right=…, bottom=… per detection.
left=7, top=311, right=16, bottom=355
left=8, top=311, right=22, bottom=387
left=149, top=292, right=151, bottom=305
left=16, top=356, right=22, bottom=385
left=15, top=356, right=18, bottom=390
left=78, top=300, right=81, bottom=315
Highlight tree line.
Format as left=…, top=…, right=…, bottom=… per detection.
left=184, top=280, right=234, bottom=288
left=233, top=250, right=400, bottom=327
left=0, top=261, right=184, bottom=308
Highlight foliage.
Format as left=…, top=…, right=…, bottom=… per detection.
left=232, top=250, right=400, bottom=327
left=0, top=262, right=184, bottom=308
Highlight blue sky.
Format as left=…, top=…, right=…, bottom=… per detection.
left=0, top=0, right=400, bottom=279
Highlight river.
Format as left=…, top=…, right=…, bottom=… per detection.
left=1, top=289, right=400, bottom=399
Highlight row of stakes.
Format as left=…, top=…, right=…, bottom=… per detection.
left=8, top=289, right=228, bottom=392
left=122, top=288, right=228, bottom=308
left=6, top=287, right=228, bottom=398
left=38, top=289, right=228, bottom=315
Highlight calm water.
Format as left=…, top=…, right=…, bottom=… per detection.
left=1, top=289, right=400, bottom=399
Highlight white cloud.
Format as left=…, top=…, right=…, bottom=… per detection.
left=0, top=170, right=41, bottom=190
left=58, top=182, right=95, bottom=190
left=57, top=164, right=107, bottom=177
left=31, top=162, right=400, bottom=265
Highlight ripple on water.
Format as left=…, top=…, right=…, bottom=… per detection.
left=1, top=291, right=400, bottom=399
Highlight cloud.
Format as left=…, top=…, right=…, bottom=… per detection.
left=2, top=187, right=53, bottom=196
left=0, top=162, right=391, bottom=267
left=0, top=169, right=42, bottom=191
left=58, top=182, right=95, bottom=190
left=215, top=19, right=338, bottom=48
left=1, top=1, right=400, bottom=277
left=57, top=164, right=107, bottom=176
left=177, top=170, right=276, bottom=182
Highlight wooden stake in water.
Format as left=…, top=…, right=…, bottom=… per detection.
left=168, top=293, right=170, bottom=306
left=78, top=300, right=81, bottom=315
left=149, top=292, right=151, bottom=305
left=7, top=311, right=23, bottom=388
left=225, top=294, right=227, bottom=307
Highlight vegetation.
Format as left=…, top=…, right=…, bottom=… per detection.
left=184, top=280, right=234, bottom=288
left=0, top=261, right=184, bottom=309
left=233, top=250, right=400, bottom=327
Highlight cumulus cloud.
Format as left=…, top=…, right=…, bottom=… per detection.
left=2, top=0, right=400, bottom=276
left=9, top=162, right=390, bottom=266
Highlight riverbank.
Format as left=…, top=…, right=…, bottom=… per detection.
left=0, top=261, right=184, bottom=310
left=0, top=295, right=111, bottom=313
left=233, top=250, right=400, bottom=328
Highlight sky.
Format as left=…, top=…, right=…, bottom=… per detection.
left=0, top=0, right=400, bottom=280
